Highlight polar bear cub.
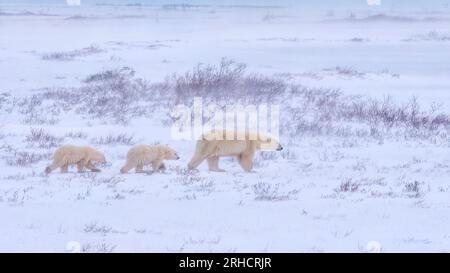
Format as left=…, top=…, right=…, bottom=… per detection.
left=120, top=144, right=180, bottom=173
left=188, top=130, right=282, bottom=172
left=45, top=145, right=106, bottom=174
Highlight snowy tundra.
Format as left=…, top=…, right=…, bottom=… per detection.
left=1, top=1, right=450, bottom=252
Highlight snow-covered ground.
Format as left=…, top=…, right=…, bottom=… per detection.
left=1, top=1, right=450, bottom=252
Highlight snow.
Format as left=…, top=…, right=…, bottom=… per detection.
left=1, top=1, right=450, bottom=252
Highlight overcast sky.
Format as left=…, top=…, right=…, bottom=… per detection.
left=0, top=0, right=449, bottom=10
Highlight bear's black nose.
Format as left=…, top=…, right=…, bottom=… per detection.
left=277, top=145, right=283, bottom=151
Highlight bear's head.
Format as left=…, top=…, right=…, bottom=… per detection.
left=162, top=146, right=180, bottom=160
left=257, top=136, right=283, bottom=151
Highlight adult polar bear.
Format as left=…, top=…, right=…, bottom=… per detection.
left=188, top=130, right=283, bottom=172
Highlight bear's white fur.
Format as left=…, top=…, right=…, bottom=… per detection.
left=45, top=145, right=106, bottom=174
left=188, top=130, right=282, bottom=172
left=120, top=144, right=179, bottom=173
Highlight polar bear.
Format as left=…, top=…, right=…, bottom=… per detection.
left=120, top=144, right=180, bottom=173
left=45, top=145, right=106, bottom=174
left=188, top=130, right=282, bottom=172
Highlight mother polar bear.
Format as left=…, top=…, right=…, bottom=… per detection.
left=187, top=129, right=283, bottom=172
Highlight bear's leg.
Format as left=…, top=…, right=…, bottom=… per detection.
left=152, top=160, right=164, bottom=171
left=86, top=161, right=101, bottom=172
left=77, top=161, right=85, bottom=173
left=207, top=156, right=225, bottom=172
left=188, top=156, right=206, bottom=170
left=135, top=163, right=145, bottom=173
left=151, top=161, right=165, bottom=172
left=188, top=144, right=217, bottom=169
left=238, top=153, right=255, bottom=172
left=60, top=164, right=69, bottom=173
left=120, top=161, right=135, bottom=173
left=187, top=141, right=214, bottom=170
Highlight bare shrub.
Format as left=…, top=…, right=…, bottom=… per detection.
left=76, top=75, right=150, bottom=124
left=89, top=176, right=124, bottom=188
left=280, top=149, right=297, bottom=160
left=165, top=58, right=285, bottom=104
left=252, top=182, right=296, bottom=201
left=8, top=60, right=450, bottom=140
left=25, top=128, right=63, bottom=148
left=5, top=150, right=51, bottom=167
left=405, top=31, right=450, bottom=42
left=91, top=133, right=135, bottom=145
left=84, top=67, right=135, bottom=83
left=42, top=45, right=104, bottom=61
left=282, top=86, right=450, bottom=140
left=15, top=94, right=61, bottom=125
left=335, top=179, right=360, bottom=193
left=108, top=193, right=126, bottom=200
left=0, top=92, right=12, bottom=111
left=375, top=69, right=399, bottom=78
left=253, top=152, right=279, bottom=168
left=348, top=37, right=369, bottom=42
left=81, top=243, right=116, bottom=253
left=0, top=187, right=33, bottom=205
left=243, top=73, right=286, bottom=99
left=65, top=131, right=88, bottom=139
left=175, top=175, right=215, bottom=195
left=323, top=66, right=366, bottom=78
left=27, top=67, right=153, bottom=124
left=258, top=152, right=279, bottom=161
left=170, top=166, right=198, bottom=176
left=191, top=179, right=214, bottom=193
left=174, top=174, right=207, bottom=186
left=3, top=174, right=27, bottom=181
left=403, top=181, right=423, bottom=198
left=176, top=193, right=197, bottom=201
left=323, top=66, right=398, bottom=78
left=84, top=222, right=113, bottom=235
left=76, top=187, right=92, bottom=200
left=404, top=181, right=420, bottom=192
left=162, top=4, right=206, bottom=10
left=168, top=58, right=245, bottom=101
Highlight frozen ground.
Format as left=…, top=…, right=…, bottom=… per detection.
left=1, top=2, right=450, bottom=252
